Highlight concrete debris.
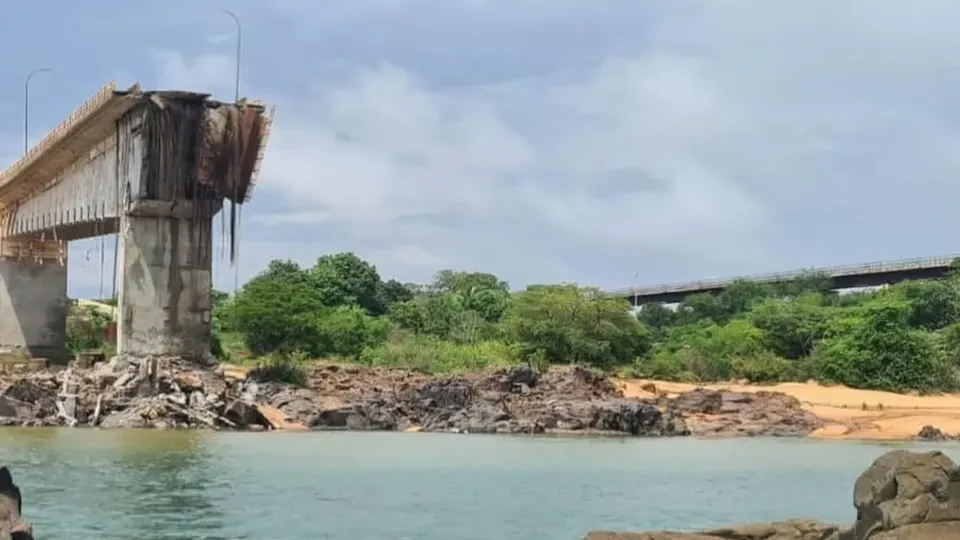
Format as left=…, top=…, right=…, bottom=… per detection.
left=0, top=355, right=302, bottom=430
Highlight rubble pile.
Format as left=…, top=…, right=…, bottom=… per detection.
left=0, top=355, right=279, bottom=430
left=0, top=358, right=828, bottom=437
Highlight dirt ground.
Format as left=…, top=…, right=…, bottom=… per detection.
left=619, top=378, right=960, bottom=440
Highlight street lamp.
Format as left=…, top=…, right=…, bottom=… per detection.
left=24, top=68, right=52, bottom=154
left=221, top=9, right=242, bottom=102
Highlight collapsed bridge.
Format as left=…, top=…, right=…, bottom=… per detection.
left=0, top=81, right=274, bottom=360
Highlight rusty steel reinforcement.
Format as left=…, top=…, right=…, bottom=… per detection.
left=131, top=92, right=269, bottom=265
left=0, top=81, right=273, bottom=263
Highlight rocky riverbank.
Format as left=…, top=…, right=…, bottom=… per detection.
left=586, top=449, right=960, bottom=539
left=0, top=355, right=828, bottom=437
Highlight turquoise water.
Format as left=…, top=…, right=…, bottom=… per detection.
left=0, top=429, right=956, bottom=539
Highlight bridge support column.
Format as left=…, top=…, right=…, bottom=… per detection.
left=0, top=238, right=68, bottom=360
left=117, top=200, right=216, bottom=359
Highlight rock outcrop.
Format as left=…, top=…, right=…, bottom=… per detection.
left=276, top=365, right=819, bottom=437
left=0, top=358, right=825, bottom=437
left=659, top=388, right=821, bottom=438
left=585, top=449, right=960, bottom=539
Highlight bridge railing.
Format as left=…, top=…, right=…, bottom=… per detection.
left=611, top=253, right=960, bottom=297
left=0, top=82, right=118, bottom=191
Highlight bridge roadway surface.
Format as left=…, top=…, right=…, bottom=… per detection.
left=0, top=81, right=274, bottom=360
left=611, top=254, right=960, bottom=304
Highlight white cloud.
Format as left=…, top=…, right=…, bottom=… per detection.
left=150, top=50, right=237, bottom=98
left=139, top=0, right=960, bottom=290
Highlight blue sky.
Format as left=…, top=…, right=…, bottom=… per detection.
left=2, top=0, right=960, bottom=299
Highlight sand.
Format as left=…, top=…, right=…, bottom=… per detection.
left=619, top=378, right=960, bottom=441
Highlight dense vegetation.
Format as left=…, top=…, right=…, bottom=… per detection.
left=64, top=252, right=960, bottom=393
left=199, top=252, right=959, bottom=393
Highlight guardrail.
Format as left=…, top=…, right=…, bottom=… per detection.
left=610, top=253, right=960, bottom=297
left=0, top=81, right=118, bottom=190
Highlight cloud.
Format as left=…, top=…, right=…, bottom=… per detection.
left=98, top=0, right=960, bottom=291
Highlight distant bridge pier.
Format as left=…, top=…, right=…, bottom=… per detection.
left=0, top=238, right=68, bottom=359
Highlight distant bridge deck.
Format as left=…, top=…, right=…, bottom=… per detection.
left=611, top=254, right=960, bottom=304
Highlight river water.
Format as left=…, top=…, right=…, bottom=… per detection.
left=1, top=429, right=956, bottom=539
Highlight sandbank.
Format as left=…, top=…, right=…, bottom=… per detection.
left=619, top=378, right=960, bottom=441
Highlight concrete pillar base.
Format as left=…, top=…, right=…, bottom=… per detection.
left=117, top=200, right=215, bottom=359
left=0, top=249, right=69, bottom=361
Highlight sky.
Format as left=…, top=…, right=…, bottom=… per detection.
left=2, top=0, right=960, bottom=299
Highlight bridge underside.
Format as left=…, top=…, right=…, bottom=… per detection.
left=0, top=83, right=273, bottom=361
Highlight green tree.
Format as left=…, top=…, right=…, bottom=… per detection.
left=636, top=302, right=676, bottom=338
left=388, top=300, right=428, bottom=335
left=717, top=280, right=773, bottom=320
left=813, top=297, right=954, bottom=392
left=891, top=279, right=960, bottom=330
left=646, top=319, right=771, bottom=381
left=318, top=306, right=391, bottom=359
left=432, top=270, right=511, bottom=323
left=378, top=279, right=414, bottom=308
left=676, top=293, right=727, bottom=325
left=748, top=294, right=832, bottom=359
left=230, top=261, right=326, bottom=356
left=211, top=289, right=233, bottom=333
left=310, top=252, right=386, bottom=314
left=501, top=284, right=652, bottom=368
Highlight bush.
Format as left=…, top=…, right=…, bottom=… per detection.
left=66, top=304, right=112, bottom=353
left=248, top=351, right=308, bottom=386
left=501, top=284, right=651, bottom=368
left=358, top=332, right=516, bottom=373
left=811, top=299, right=956, bottom=393
left=731, top=353, right=795, bottom=383
left=317, top=306, right=391, bottom=359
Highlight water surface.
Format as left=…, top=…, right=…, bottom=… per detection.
left=1, top=429, right=956, bottom=539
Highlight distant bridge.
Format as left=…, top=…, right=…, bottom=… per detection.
left=610, top=254, right=960, bottom=304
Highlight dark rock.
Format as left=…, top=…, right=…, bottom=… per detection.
left=662, top=389, right=821, bottom=438
left=222, top=400, right=268, bottom=428
left=916, top=424, right=955, bottom=441
left=584, top=449, right=960, bottom=539
left=0, top=467, right=33, bottom=540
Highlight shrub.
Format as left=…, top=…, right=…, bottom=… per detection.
left=248, top=351, right=309, bottom=386
left=358, top=332, right=516, bottom=373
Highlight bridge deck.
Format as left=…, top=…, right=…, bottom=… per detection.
left=611, top=254, right=960, bottom=303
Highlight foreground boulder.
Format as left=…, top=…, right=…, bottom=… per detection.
left=0, top=467, right=32, bottom=540
left=585, top=450, right=960, bottom=539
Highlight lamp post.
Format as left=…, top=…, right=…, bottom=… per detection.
left=221, top=9, right=242, bottom=102
left=24, top=68, right=52, bottom=154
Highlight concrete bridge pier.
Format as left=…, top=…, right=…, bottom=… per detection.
left=116, top=200, right=216, bottom=360
left=0, top=238, right=68, bottom=360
